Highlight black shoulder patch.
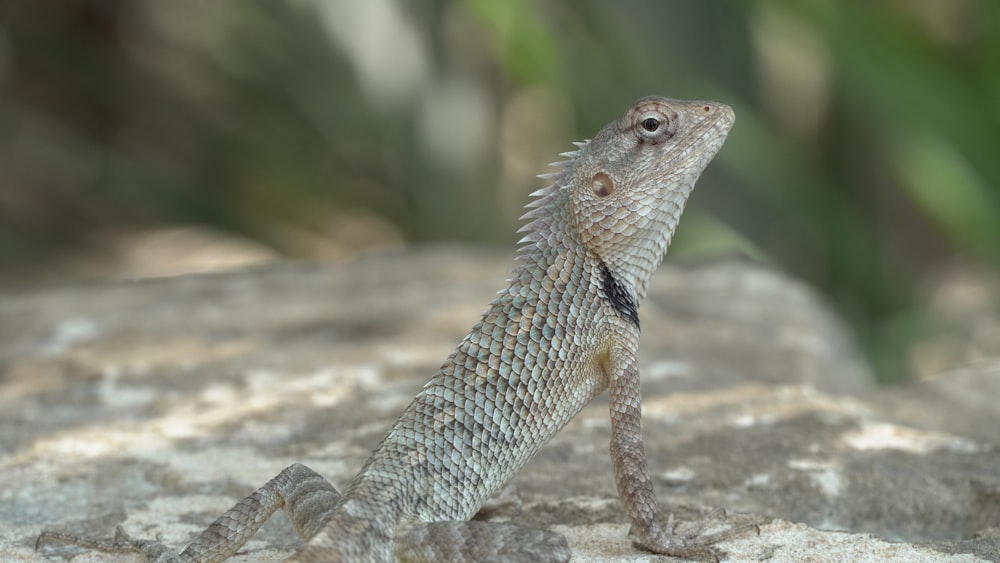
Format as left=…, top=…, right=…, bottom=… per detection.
left=599, top=261, right=640, bottom=329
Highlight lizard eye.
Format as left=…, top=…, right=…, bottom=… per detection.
left=635, top=111, right=674, bottom=143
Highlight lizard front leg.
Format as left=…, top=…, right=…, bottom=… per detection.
left=37, top=463, right=341, bottom=563
left=607, top=336, right=755, bottom=559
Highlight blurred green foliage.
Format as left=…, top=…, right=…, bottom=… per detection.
left=0, top=0, right=997, bottom=381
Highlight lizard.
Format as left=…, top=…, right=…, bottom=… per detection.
left=37, top=95, right=746, bottom=562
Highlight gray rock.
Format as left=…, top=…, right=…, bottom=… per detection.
left=2, top=247, right=998, bottom=561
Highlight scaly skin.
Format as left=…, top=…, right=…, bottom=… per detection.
left=38, top=96, right=743, bottom=562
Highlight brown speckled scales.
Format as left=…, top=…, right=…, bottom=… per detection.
left=38, top=96, right=748, bottom=562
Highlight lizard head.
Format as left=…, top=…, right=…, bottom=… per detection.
left=564, top=96, right=734, bottom=301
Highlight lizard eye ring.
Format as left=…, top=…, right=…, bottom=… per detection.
left=635, top=111, right=673, bottom=142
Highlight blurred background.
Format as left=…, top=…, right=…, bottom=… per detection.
left=1, top=0, right=998, bottom=382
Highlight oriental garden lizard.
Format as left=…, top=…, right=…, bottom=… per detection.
left=38, top=95, right=753, bottom=561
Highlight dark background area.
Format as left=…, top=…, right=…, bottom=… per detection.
left=1, top=1, right=998, bottom=382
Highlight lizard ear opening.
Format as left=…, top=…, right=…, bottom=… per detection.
left=592, top=172, right=614, bottom=198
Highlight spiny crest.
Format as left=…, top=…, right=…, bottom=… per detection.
left=513, top=139, right=591, bottom=257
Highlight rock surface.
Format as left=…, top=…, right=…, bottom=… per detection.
left=1, top=247, right=998, bottom=561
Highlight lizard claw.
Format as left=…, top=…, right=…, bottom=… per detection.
left=36, top=525, right=179, bottom=561
left=670, top=507, right=727, bottom=536
left=638, top=508, right=759, bottom=561
left=37, top=525, right=139, bottom=553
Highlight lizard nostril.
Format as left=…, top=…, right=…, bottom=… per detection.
left=592, top=172, right=614, bottom=198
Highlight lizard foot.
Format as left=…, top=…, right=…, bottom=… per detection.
left=637, top=508, right=759, bottom=562
left=37, top=525, right=181, bottom=561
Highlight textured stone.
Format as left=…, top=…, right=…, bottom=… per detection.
left=2, top=248, right=998, bottom=561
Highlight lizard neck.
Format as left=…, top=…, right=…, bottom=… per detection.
left=515, top=173, right=681, bottom=310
